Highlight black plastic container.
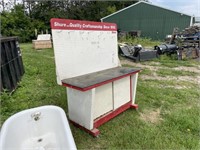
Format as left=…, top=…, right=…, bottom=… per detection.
left=1, top=37, right=25, bottom=92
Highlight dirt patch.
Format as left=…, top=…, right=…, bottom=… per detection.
left=140, top=108, right=163, bottom=124
left=173, top=66, right=200, bottom=74
left=140, top=75, right=200, bottom=85
left=121, top=58, right=200, bottom=86
left=121, top=59, right=160, bottom=71
left=159, top=85, right=189, bottom=89
left=178, top=76, right=200, bottom=85
left=120, top=59, right=137, bottom=67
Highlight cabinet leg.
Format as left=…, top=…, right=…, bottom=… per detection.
left=70, top=120, right=100, bottom=137
left=130, top=104, right=138, bottom=109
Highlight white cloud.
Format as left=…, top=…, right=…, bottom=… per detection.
left=177, top=4, right=198, bottom=16
left=150, top=0, right=200, bottom=16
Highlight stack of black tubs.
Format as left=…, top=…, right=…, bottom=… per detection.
left=1, top=37, right=25, bottom=93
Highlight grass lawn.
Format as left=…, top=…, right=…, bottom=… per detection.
left=1, top=43, right=200, bottom=149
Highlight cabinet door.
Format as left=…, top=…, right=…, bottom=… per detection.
left=93, top=83, right=113, bottom=120
left=113, top=76, right=131, bottom=109
left=67, top=88, right=94, bottom=130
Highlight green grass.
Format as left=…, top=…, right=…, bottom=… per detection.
left=1, top=44, right=67, bottom=123
left=1, top=43, right=200, bottom=149
left=156, top=55, right=199, bottom=68
left=156, top=68, right=198, bottom=77
left=119, top=37, right=161, bottom=48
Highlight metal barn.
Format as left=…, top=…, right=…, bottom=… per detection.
left=101, top=1, right=194, bottom=40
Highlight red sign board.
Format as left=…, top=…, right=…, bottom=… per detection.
left=50, top=18, right=117, bottom=31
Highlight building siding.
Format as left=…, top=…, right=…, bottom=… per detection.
left=102, top=2, right=191, bottom=40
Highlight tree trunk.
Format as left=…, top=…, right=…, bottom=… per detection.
left=2, top=0, right=5, bottom=11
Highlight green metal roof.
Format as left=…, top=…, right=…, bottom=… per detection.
left=101, top=1, right=192, bottom=21
left=101, top=1, right=193, bottom=40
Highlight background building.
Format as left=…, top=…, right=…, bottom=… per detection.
left=194, top=17, right=200, bottom=26
left=101, top=1, right=194, bottom=40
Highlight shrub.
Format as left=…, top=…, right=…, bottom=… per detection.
left=1, top=5, right=46, bottom=42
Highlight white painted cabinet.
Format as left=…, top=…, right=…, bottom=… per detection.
left=65, top=69, right=140, bottom=136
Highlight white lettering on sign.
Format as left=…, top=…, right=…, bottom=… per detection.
left=52, top=19, right=116, bottom=31
left=54, top=22, right=67, bottom=27
left=110, top=26, right=116, bottom=29
left=103, top=25, right=110, bottom=29
left=69, top=23, right=82, bottom=28
left=83, top=24, right=103, bottom=29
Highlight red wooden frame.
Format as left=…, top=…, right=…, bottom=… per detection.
left=94, top=101, right=132, bottom=128
left=70, top=120, right=100, bottom=137
left=70, top=102, right=138, bottom=137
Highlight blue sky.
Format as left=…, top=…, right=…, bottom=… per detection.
left=149, top=0, right=200, bottom=16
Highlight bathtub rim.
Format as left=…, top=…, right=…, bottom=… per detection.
left=0, top=105, right=77, bottom=150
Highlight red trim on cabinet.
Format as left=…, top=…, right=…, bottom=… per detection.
left=93, top=101, right=132, bottom=128
left=70, top=102, right=138, bottom=137
left=69, top=120, right=100, bottom=137
left=62, top=83, right=85, bottom=91
left=62, top=70, right=140, bottom=91
left=130, top=104, right=138, bottom=109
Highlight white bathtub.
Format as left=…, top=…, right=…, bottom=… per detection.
left=0, top=105, right=77, bottom=150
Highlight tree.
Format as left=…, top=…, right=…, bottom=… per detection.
left=1, top=4, right=45, bottom=42
left=1, top=0, right=140, bottom=42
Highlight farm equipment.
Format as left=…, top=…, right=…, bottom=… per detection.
left=155, top=26, right=200, bottom=59
left=119, top=43, right=157, bottom=62
left=154, top=44, right=179, bottom=55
